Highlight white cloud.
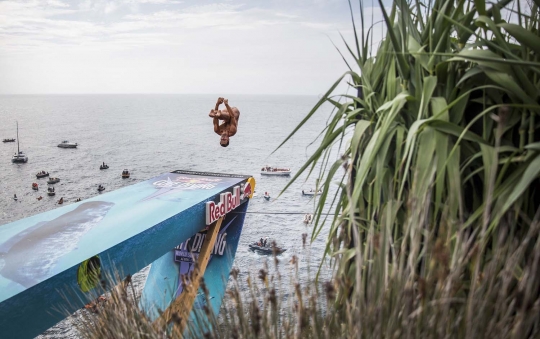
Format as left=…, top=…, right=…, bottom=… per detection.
left=46, top=0, right=70, bottom=7
left=125, top=0, right=183, bottom=3
left=0, top=0, right=361, bottom=95
left=274, top=12, right=299, bottom=19
left=104, top=1, right=118, bottom=14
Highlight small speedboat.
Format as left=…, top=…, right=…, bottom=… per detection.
left=100, top=164, right=109, bottom=170
left=47, top=187, right=55, bottom=196
left=263, top=192, right=271, bottom=201
left=97, top=185, right=105, bottom=192
left=122, top=169, right=130, bottom=178
left=260, top=166, right=291, bottom=176
left=32, top=183, right=39, bottom=191
left=249, top=242, right=286, bottom=255
left=36, top=171, right=49, bottom=179
left=3, top=138, right=15, bottom=143
left=302, top=189, right=322, bottom=197
left=58, top=140, right=78, bottom=148
left=47, top=177, right=60, bottom=184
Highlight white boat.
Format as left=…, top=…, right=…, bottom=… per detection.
left=47, top=187, right=55, bottom=196
left=47, top=177, right=60, bottom=184
left=260, top=166, right=291, bottom=176
left=302, top=189, right=322, bottom=196
left=11, top=122, right=28, bottom=163
left=57, top=140, right=78, bottom=148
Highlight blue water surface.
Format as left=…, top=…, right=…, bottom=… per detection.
left=0, top=94, right=337, bottom=338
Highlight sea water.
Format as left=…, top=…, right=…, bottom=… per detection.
left=0, top=94, right=336, bottom=338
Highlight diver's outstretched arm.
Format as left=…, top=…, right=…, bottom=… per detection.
left=213, top=117, right=221, bottom=135
left=223, top=99, right=238, bottom=136
left=223, top=99, right=234, bottom=117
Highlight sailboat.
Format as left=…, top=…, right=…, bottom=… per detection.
left=11, top=121, right=28, bottom=163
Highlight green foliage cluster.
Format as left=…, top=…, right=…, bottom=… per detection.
left=277, top=0, right=540, bottom=336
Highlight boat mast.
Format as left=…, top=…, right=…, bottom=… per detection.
left=16, top=121, right=20, bottom=155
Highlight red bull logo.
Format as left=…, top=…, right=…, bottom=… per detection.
left=205, top=178, right=256, bottom=225
left=206, top=186, right=241, bottom=225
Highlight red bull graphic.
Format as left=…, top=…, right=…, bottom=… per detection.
left=205, top=180, right=254, bottom=225
left=241, top=181, right=253, bottom=199
left=206, top=186, right=241, bottom=225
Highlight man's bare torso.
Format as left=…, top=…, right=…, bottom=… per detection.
left=214, top=107, right=240, bottom=136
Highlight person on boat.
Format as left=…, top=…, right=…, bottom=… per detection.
left=209, top=97, right=240, bottom=147
left=263, top=238, right=268, bottom=247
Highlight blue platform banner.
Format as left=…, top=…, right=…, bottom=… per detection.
left=0, top=170, right=252, bottom=339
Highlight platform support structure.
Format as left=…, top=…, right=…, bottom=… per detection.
left=154, top=217, right=224, bottom=334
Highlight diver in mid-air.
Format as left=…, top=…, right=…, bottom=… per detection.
left=209, top=97, right=240, bottom=147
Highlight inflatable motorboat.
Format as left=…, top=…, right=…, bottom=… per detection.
left=302, top=189, right=321, bottom=196
left=100, top=164, right=109, bottom=170
left=122, top=169, right=130, bottom=178
left=47, top=187, right=55, bottom=196
left=36, top=171, right=49, bottom=179
left=248, top=242, right=286, bottom=255
left=57, top=140, right=78, bottom=148
left=47, top=177, right=60, bottom=184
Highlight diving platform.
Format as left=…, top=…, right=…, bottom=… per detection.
left=0, top=170, right=255, bottom=338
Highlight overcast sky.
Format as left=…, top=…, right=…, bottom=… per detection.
left=0, top=0, right=363, bottom=95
